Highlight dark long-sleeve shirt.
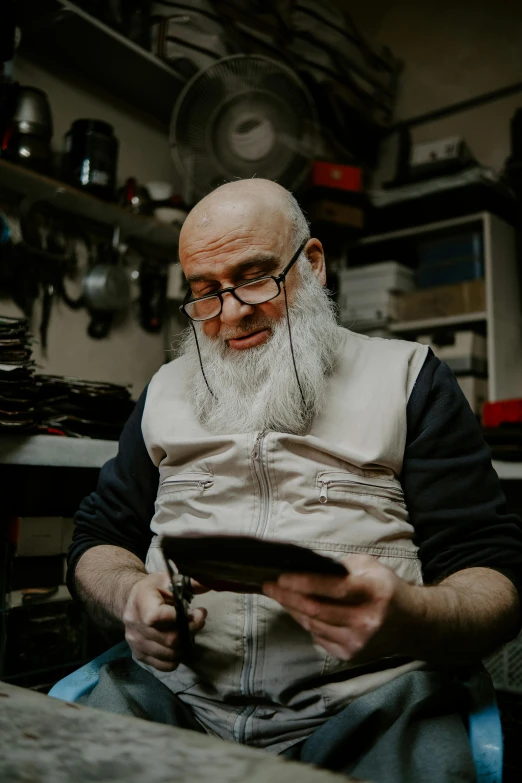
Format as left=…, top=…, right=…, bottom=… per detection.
left=67, top=350, right=522, bottom=600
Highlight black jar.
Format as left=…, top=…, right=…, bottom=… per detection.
left=62, top=119, right=118, bottom=200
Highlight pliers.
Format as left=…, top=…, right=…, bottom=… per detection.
left=163, top=554, right=195, bottom=657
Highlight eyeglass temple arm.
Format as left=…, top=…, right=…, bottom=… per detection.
left=279, top=240, right=307, bottom=280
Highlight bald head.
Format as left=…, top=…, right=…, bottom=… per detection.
left=179, top=179, right=309, bottom=267
left=178, top=179, right=324, bottom=347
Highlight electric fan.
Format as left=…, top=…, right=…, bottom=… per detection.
left=170, top=54, right=318, bottom=202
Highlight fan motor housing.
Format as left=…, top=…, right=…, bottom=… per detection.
left=170, top=54, right=318, bottom=201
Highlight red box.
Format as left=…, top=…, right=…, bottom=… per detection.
left=482, top=399, right=522, bottom=428
left=312, top=161, right=363, bottom=192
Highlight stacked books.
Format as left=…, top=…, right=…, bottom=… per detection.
left=35, top=376, right=135, bottom=440
left=0, top=316, right=37, bottom=432
left=0, top=315, right=134, bottom=439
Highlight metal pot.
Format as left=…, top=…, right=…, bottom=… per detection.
left=82, top=263, right=130, bottom=311
left=82, top=230, right=130, bottom=338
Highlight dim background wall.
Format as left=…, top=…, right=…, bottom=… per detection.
left=338, top=0, right=522, bottom=183
left=3, top=2, right=522, bottom=393
left=1, top=55, right=181, bottom=397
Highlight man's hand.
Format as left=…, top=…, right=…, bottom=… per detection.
left=264, top=555, right=521, bottom=665
left=263, top=554, right=411, bottom=663
left=123, top=571, right=208, bottom=672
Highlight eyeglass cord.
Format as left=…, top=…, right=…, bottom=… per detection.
left=283, top=281, right=306, bottom=407
left=191, top=285, right=306, bottom=407
left=191, top=321, right=215, bottom=397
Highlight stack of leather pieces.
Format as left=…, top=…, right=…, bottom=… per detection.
left=35, top=376, right=135, bottom=440
left=0, top=316, right=37, bottom=432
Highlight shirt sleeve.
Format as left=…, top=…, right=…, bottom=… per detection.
left=66, top=386, right=158, bottom=598
left=403, top=349, right=522, bottom=597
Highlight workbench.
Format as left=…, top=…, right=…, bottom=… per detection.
left=0, top=683, right=359, bottom=783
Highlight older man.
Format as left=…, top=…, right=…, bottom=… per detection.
left=70, top=179, right=522, bottom=782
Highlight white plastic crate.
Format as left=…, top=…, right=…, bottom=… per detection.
left=484, top=632, right=522, bottom=693
left=340, top=261, right=415, bottom=294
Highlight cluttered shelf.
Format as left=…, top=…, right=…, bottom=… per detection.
left=0, top=434, right=520, bottom=480
left=18, top=0, right=185, bottom=124
left=0, top=159, right=180, bottom=252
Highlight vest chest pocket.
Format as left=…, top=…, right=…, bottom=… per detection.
left=158, top=472, right=214, bottom=502
left=317, top=471, right=405, bottom=505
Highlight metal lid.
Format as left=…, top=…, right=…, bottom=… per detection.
left=69, top=119, right=115, bottom=137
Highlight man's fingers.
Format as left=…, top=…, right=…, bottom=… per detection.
left=132, top=639, right=180, bottom=663
left=273, top=573, right=370, bottom=602
left=128, top=607, right=207, bottom=655
left=139, top=655, right=180, bottom=673
left=311, top=634, right=354, bottom=661
left=191, top=580, right=211, bottom=595
left=148, top=602, right=179, bottom=628
left=188, top=607, right=207, bottom=632
left=130, top=625, right=181, bottom=649
left=265, top=585, right=364, bottom=627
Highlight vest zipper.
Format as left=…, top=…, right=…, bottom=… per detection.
left=318, top=477, right=404, bottom=505
left=233, top=431, right=269, bottom=743
left=251, top=429, right=269, bottom=535
left=251, top=429, right=267, bottom=461
left=161, top=477, right=213, bottom=490
left=319, top=480, right=330, bottom=503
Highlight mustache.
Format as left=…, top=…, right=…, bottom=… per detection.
left=209, top=315, right=276, bottom=342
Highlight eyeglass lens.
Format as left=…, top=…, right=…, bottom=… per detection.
left=185, top=277, right=280, bottom=321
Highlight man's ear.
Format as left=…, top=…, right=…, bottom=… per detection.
left=305, top=239, right=326, bottom=286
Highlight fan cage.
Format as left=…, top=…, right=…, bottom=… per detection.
left=171, top=54, right=318, bottom=199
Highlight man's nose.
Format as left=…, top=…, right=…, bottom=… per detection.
left=219, top=292, right=255, bottom=325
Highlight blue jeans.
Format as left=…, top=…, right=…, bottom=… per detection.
left=80, top=659, right=475, bottom=782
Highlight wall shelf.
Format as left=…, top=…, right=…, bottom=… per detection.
left=0, top=435, right=118, bottom=469
left=389, top=312, right=487, bottom=334
left=492, top=461, right=522, bottom=481
left=358, top=212, right=486, bottom=245
left=0, top=159, right=179, bottom=253
left=18, top=0, right=186, bottom=124
left=7, top=585, right=72, bottom=610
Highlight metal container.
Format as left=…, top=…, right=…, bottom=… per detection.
left=11, top=86, right=53, bottom=138
left=62, top=119, right=119, bottom=200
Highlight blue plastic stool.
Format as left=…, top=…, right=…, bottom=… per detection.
left=465, top=668, right=503, bottom=783
left=49, top=646, right=502, bottom=782
left=48, top=641, right=131, bottom=702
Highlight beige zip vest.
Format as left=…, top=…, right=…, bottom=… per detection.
left=141, top=327, right=429, bottom=752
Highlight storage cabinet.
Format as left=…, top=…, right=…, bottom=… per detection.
left=347, top=211, right=522, bottom=403
left=0, top=437, right=118, bottom=688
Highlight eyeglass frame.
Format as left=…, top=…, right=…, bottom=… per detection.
left=179, top=239, right=308, bottom=321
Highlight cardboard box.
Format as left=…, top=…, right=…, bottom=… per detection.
left=15, top=518, right=75, bottom=558
left=416, top=331, right=487, bottom=375
left=340, top=262, right=415, bottom=295
left=308, top=201, right=364, bottom=228
left=396, top=279, right=485, bottom=322
left=340, top=289, right=401, bottom=325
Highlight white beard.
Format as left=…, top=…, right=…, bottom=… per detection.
left=176, top=257, right=341, bottom=435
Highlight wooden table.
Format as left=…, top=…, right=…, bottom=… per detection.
left=0, top=683, right=361, bottom=783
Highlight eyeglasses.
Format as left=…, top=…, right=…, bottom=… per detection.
left=180, top=240, right=307, bottom=322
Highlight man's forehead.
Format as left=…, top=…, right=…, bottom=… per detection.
left=184, top=247, right=280, bottom=283
left=181, top=187, right=291, bottom=245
